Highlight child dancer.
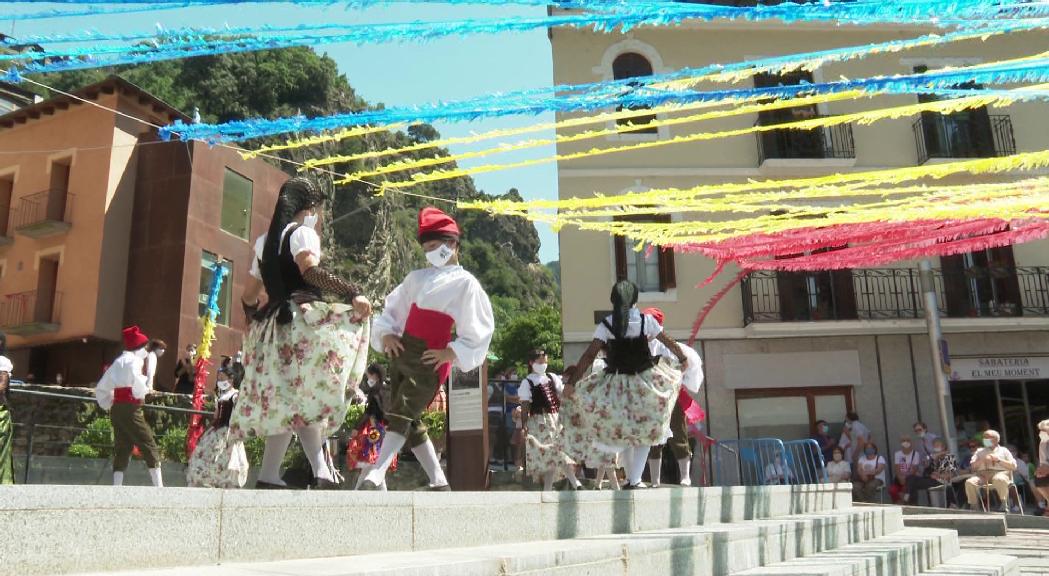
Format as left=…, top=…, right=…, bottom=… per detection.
left=520, top=349, right=582, bottom=491
left=187, top=367, right=249, bottom=488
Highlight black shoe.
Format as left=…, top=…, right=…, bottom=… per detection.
left=254, top=480, right=288, bottom=490
left=358, top=479, right=381, bottom=491
left=623, top=483, right=646, bottom=490
left=312, top=478, right=342, bottom=491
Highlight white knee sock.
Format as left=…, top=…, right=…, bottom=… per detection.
left=604, top=466, right=621, bottom=491
left=543, top=470, right=557, bottom=491
left=113, top=471, right=124, bottom=487
left=297, top=424, right=334, bottom=483
left=412, top=438, right=448, bottom=488
left=565, top=465, right=582, bottom=489
left=678, top=457, right=692, bottom=486
left=259, top=432, right=292, bottom=485
left=362, top=431, right=407, bottom=486
left=627, top=446, right=649, bottom=486
left=149, top=467, right=164, bottom=488
left=648, top=457, right=662, bottom=487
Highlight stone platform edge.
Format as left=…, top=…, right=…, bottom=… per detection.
left=0, top=483, right=852, bottom=576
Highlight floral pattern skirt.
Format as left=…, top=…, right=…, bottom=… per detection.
left=230, top=301, right=370, bottom=440
left=187, top=426, right=249, bottom=488
left=561, top=360, right=681, bottom=467
left=525, top=412, right=575, bottom=481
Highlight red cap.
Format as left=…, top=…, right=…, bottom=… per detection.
left=122, top=326, right=149, bottom=350
left=417, top=207, right=460, bottom=243
left=642, top=307, right=665, bottom=326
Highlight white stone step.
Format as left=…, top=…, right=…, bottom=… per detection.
left=58, top=508, right=899, bottom=576
left=0, top=483, right=852, bottom=576
left=920, top=552, right=1019, bottom=576
left=731, top=527, right=960, bottom=576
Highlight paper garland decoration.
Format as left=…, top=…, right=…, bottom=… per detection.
left=186, top=261, right=229, bottom=457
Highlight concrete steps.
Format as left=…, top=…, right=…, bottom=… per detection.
left=903, top=513, right=1008, bottom=536
left=0, top=484, right=1020, bottom=576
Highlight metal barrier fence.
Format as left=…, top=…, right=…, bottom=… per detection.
left=783, top=439, right=828, bottom=485
left=487, top=378, right=519, bottom=471
left=709, top=437, right=828, bottom=487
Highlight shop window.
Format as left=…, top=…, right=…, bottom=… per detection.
left=613, top=214, right=676, bottom=293
left=199, top=251, right=232, bottom=326
left=220, top=168, right=253, bottom=240
left=612, top=52, right=658, bottom=135
left=735, top=386, right=853, bottom=440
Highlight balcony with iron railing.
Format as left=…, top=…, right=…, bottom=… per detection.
left=742, top=267, right=1049, bottom=325
left=0, top=203, right=12, bottom=247
left=0, top=291, right=63, bottom=335
left=14, top=190, right=74, bottom=239
left=913, top=114, right=1016, bottom=164
left=755, top=117, right=855, bottom=165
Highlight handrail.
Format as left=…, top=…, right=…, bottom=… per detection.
left=8, top=385, right=211, bottom=416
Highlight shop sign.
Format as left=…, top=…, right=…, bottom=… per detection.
left=950, top=357, right=1049, bottom=381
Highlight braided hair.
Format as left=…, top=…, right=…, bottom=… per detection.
left=260, top=177, right=324, bottom=324
left=609, top=280, right=639, bottom=339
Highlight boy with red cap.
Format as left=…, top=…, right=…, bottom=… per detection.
left=96, top=326, right=163, bottom=487
left=643, top=307, right=704, bottom=487
left=361, top=207, right=494, bottom=490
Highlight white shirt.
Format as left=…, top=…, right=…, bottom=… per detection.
left=839, top=420, right=871, bottom=459
left=894, top=450, right=921, bottom=477
left=765, top=460, right=793, bottom=484
left=371, top=265, right=495, bottom=373
left=0, top=355, right=13, bottom=374
left=95, top=350, right=150, bottom=411
left=519, top=372, right=563, bottom=403
left=593, top=309, right=662, bottom=342
left=249, top=224, right=323, bottom=280
left=826, top=460, right=851, bottom=483
left=857, top=455, right=887, bottom=483
left=970, top=444, right=1017, bottom=474
left=145, top=351, right=159, bottom=391
left=650, top=339, right=704, bottom=394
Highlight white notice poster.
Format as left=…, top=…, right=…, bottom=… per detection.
left=449, top=367, right=484, bottom=431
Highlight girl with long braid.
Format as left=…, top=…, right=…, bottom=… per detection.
left=231, top=177, right=372, bottom=489
left=562, top=281, right=687, bottom=490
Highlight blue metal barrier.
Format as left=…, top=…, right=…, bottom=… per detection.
left=711, top=438, right=787, bottom=486
left=783, top=439, right=829, bottom=485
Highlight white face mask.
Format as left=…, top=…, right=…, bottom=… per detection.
left=134, top=348, right=149, bottom=359
left=217, top=378, right=231, bottom=391
left=367, top=378, right=378, bottom=386
left=532, top=363, right=548, bottom=375
left=155, top=349, right=166, bottom=358
left=234, top=353, right=243, bottom=363
left=425, top=244, right=454, bottom=268
left=303, top=212, right=319, bottom=229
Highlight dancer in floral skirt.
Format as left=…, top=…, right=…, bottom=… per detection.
left=520, top=349, right=582, bottom=491
left=562, top=281, right=687, bottom=490
left=187, top=367, right=249, bottom=488
left=232, top=177, right=372, bottom=489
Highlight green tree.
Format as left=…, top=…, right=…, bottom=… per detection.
left=491, top=305, right=563, bottom=374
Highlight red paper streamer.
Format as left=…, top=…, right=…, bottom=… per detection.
left=185, top=357, right=212, bottom=457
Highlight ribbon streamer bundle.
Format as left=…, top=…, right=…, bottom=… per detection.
left=186, top=261, right=229, bottom=457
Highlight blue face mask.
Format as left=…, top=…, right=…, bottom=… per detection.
left=864, top=449, right=876, bottom=457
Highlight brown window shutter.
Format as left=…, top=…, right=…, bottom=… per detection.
left=614, top=235, right=628, bottom=281
left=659, top=246, right=677, bottom=290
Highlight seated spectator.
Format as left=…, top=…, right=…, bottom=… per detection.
left=965, top=429, right=1017, bottom=513
left=890, top=435, right=922, bottom=504
left=906, top=437, right=958, bottom=507
left=826, top=447, right=851, bottom=484
left=853, top=442, right=887, bottom=503
left=765, top=451, right=794, bottom=485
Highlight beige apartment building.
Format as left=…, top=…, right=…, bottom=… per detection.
left=550, top=18, right=1049, bottom=458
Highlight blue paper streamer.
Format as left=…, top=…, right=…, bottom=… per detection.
left=157, top=56, right=1049, bottom=142
left=0, top=3, right=208, bottom=21
left=205, top=262, right=229, bottom=320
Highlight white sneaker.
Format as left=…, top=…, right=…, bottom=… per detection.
left=680, top=478, right=692, bottom=487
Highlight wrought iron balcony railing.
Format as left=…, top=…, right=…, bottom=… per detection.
left=742, top=267, right=1049, bottom=325
left=14, top=190, right=74, bottom=237
left=755, top=117, right=855, bottom=163
left=0, top=291, right=63, bottom=334
left=913, top=114, right=1016, bottom=164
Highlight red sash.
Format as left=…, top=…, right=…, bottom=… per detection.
left=677, top=389, right=705, bottom=424
left=113, top=387, right=141, bottom=405
left=404, top=304, right=455, bottom=385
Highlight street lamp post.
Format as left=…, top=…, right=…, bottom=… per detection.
left=919, top=259, right=958, bottom=453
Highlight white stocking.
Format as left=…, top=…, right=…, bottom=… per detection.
left=648, top=457, right=662, bottom=487
left=678, top=457, right=692, bottom=486
left=543, top=470, right=557, bottom=491
left=362, top=431, right=407, bottom=486
left=412, top=438, right=448, bottom=488
left=627, top=446, right=649, bottom=486
left=565, top=465, right=582, bottom=489
left=296, top=424, right=334, bottom=482
left=113, top=471, right=124, bottom=487
left=259, top=432, right=292, bottom=485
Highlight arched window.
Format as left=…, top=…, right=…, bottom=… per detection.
left=611, top=52, right=657, bottom=134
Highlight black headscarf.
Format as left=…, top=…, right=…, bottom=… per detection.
left=260, top=177, right=324, bottom=324
left=609, top=280, right=639, bottom=339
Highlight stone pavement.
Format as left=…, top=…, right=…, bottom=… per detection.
left=960, top=529, right=1049, bottom=575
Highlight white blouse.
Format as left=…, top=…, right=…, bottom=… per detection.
left=593, top=309, right=662, bottom=342
left=249, top=224, right=323, bottom=280
left=371, top=265, right=495, bottom=373
left=519, top=372, right=564, bottom=403
left=649, top=339, right=704, bottom=394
